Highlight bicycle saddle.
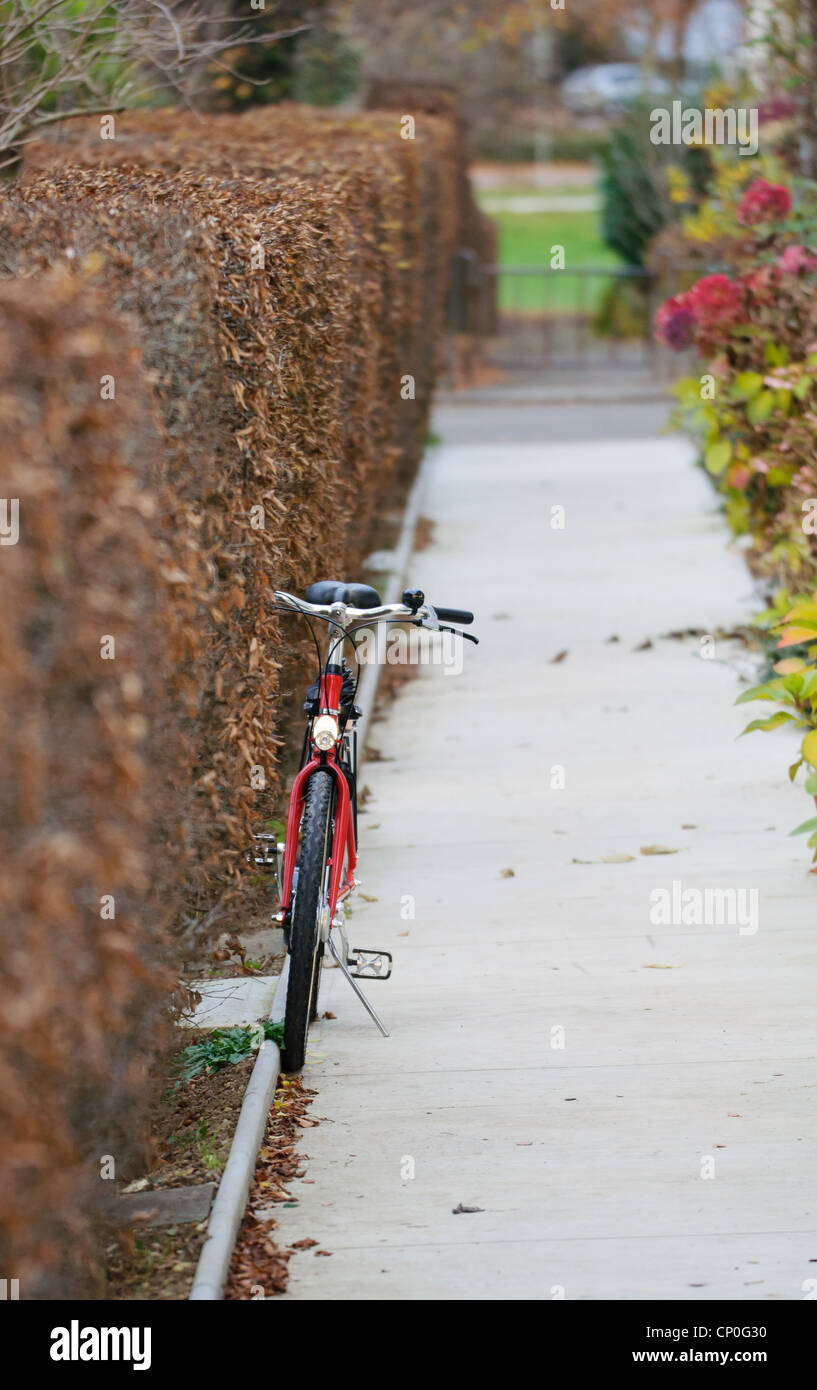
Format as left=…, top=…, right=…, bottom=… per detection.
left=304, top=580, right=383, bottom=609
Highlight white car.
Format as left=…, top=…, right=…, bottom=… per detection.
left=561, top=64, right=672, bottom=114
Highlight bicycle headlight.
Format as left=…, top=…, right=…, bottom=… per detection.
left=313, top=714, right=340, bottom=751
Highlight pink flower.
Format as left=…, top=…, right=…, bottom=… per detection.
left=777, top=243, right=817, bottom=274
left=741, top=265, right=774, bottom=299
left=687, top=273, right=743, bottom=330
left=757, top=96, right=797, bottom=125
left=737, top=179, right=792, bottom=226
left=654, top=292, right=696, bottom=350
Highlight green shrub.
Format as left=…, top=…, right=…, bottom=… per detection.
left=599, top=103, right=712, bottom=265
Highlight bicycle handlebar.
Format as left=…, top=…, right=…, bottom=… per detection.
left=274, top=590, right=475, bottom=628
left=275, top=590, right=414, bottom=623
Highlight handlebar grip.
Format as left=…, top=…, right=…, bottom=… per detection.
left=304, top=580, right=383, bottom=610
left=434, top=606, right=474, bottom=625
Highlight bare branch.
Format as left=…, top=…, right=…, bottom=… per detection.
left=0, top=0, right=309, bottom=159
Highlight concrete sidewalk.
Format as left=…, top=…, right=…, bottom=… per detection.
left=273, top=405, right=817, bottom=1301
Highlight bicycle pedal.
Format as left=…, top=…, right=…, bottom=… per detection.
left=246, top=833, right=278, bottom=869
left=347, top=948, right=392, bottom=980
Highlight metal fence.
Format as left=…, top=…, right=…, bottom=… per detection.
left=449, top=251, right=704, bottom=379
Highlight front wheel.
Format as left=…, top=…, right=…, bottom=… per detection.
left=282, top=770, right=333, bottom=1072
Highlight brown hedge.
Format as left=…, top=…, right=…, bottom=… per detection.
left=4, top=104, right=476, bottom=914
left=0, top=271, right=173, bottom=1297
left=20, top=103, right=470, bottom=470
left=0, top=104, right=481, bottom=1294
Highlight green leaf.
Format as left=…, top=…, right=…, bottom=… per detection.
left=746, top=389, right=776, bottom=425
left=804, top=773, right=817, bottom=794
left=704, top=438, right=732, bottom=475
left=263, top=1019, right=285, bottom=1045
left=789, top=758, right=804, bottom=782
left=731, top=371, right=764, bottom=400
left=767, top=467, right=793, bottom=487
left=740, top=711, right=801, bottom=734
left=799, top=670, right=817, bottom=700
left=794, top=375, right=812, bottom=400
left=789, top=815, right=817, bottom=835
left=765, top=341, right=789, bottom=366
left=735, top=680, right=786, bottom=705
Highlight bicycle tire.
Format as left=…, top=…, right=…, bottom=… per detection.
left=282, top=769, right=334, bottom=1072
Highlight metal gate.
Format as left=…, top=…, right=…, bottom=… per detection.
left=449, top=251, right=701, bottom=379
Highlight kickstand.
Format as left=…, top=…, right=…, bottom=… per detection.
left=326, top=934, right=390, bottom=1038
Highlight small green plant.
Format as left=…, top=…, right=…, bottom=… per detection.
left=193, top=1117, right=221, bottom=1172
left=737, top=590, right=817, bottom=862
left=177, top=1019, right=286, bottom=1085
left=263, top=1019, right=285, bottom=1047
left=179, top=1027, right=256, bottom=1082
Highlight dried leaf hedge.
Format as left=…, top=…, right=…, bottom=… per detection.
left=0, top=103, right=486, bottom=1294
left=0, top=272, right=173, bottom=1296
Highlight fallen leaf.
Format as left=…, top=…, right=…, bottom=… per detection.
left=601, top=853, right=635, bottom=863
left=634, top=638, right=653, bottom=651
left=550, top=649, right=568, bottom=663
left=161, top=565, right=189, bottom=585
left=643, top=963, right=684, bottom=969
left=290, top=1237, right=318, bottom=1250
left=452, top=1203, right=484, bottom=1214
left=640, top=844, right=680, bottom=855
left=499, top=867, right=515, bottom=878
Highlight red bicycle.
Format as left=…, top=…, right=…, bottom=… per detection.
left=268, top=580, right=476, bottom=1071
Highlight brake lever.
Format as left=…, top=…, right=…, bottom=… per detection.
left=412, top=619, right=479, bottom=646
left=444, top=624, right=479, bottom=645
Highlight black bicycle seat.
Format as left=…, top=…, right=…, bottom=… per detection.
left=304, top=581, right=382, bottom=609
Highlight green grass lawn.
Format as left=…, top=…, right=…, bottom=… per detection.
left=479, top=184, right=622, bottom=316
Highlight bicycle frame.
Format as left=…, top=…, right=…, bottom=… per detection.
left=274, top=585, right=473, bottom=930
left=279, top=620, right=359, bottom=923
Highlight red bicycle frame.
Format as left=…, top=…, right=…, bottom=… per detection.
left=279, top=668, right=357, bottom=920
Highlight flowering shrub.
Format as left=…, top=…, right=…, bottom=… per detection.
left=654, top=293, right=697, bottom=350
left=737, top=590, right=817, bottom=868
left=736, top=178, right=792, bottom=226
left=656, top=174, right=817, bottom=863
left=657, top=177, right=817, bottom=568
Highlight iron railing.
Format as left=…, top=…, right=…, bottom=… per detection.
left=449, top=250, right=705, bottom=378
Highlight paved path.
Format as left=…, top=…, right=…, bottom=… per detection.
left=275, top=402, right=817, bottom=1301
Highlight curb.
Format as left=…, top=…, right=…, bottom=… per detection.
left=187, top=449, right=432, bottom=1300
left=188, top=1038, right=280, bottom=1300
